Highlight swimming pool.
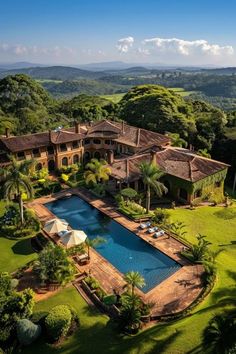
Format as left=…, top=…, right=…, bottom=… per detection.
left=45, top=195, right=181, bottom=293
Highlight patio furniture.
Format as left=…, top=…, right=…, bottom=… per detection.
left=58, top=229, right=70, bottom=237
left=140, top=221, right=151, bottom=229
left=75, top=253, right=89, bottom=265
left=148, top=226, right=159, bottom=234
left=153, top=230, right=165, bottom=238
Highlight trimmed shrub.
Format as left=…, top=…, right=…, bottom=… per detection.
left=45, top=305, right=72, bottom=341
left=16, top=319, right=41, bottom=346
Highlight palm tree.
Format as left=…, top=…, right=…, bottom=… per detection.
left=85, top=236, right=106, bottom=260
left=2, top=157, right=34, bottom=224
left=139, top=162, right=167, bottom=213
left=202, top=313, right=236, bottom=354
left=124, top=271, right=145, bottom=295
left=84, top=158, right=111, bottom=185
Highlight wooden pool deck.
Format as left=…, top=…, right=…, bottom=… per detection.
left=27, top=188, right=204, bottom=317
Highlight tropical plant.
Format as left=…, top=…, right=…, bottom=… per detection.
left=169, top=221, right=187, bottom=238
left=85, top=236, right=106, bottom=260
left=0, top=285, right=35, bottom=342
left=153, top=208, right=170, bottom=225
left=2, top=157, right=34, bottom=224
left=139, top=162, right=167, bottom=213
left=34, top=242, right=75, bottom=285
left=186, top=234, right=212, bottom=262
left=119, top=292, right=143, bottom=333
left=120, top=188, right=138, bottom=203
left=124, top=271, right=145, bottom=296
left=202, top=313, right=236, bottom=354
left=84, top=158, right=111, bottom=185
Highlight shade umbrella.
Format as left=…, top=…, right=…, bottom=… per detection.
left=43, top=219, right=68, bottom=234
left=61, top=230, right=87, bottom=248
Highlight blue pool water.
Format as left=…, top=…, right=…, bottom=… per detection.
left=45, top=195, right=181, bottom=293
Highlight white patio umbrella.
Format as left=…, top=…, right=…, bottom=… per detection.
left=61, top=230, right=87, bottom=248
left=43, top=219, right=68, bottom=234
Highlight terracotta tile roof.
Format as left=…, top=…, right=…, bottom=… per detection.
left=112, top=121, right=170, bottom=147
left=0, top=128, right=84, bottom=153
left=110, top=147, right=228, bottom=183
left=0, top=132, right=51, bottom=152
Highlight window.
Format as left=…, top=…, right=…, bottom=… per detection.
left=47, top=146, right=54, bottom=155
left=60, top=143, right=67, bottom=152
left=72, top=141, right=79, bottom=149
left=32, top=148, right=40, bottom=157
left=17, top=151, right=25, bottom=160
left=62, top=157, right=68, bottom=166
left=73, top=155, right=79, bottom=164
left=93, top=139, right=101, bottom=145
left=84, top=139, right=90, bottom=145
left=105, top=140, right=110, bottom=145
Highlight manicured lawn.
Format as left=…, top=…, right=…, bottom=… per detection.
left=0, top=201, right=37, bottom=273
left=22, top=204, right=236, bottom=354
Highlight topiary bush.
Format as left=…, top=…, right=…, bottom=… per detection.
left=45, top=305, right=72, bottom=342
left=16, top=319, right=41, bottom=346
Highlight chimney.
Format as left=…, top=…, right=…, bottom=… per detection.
left=122, top=120, right=125, bottom=134
left=5, top=128, right=10, bottom=138
left=75, top=122, right=81, bottom=134
left=136, top=128, right=141, bottom=146
left=107, top=150, right=114, bottom=164
left=150, top=150, right=156, bottom=164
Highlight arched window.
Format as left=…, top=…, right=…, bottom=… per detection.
left=62, top=157, right=68, bottom=166
left=94, top=151, right=101, bottom=160
left=36, top=162, right=42, bottom=171
left=93, top=139, right=101, bottom=145
left=84, top=151, right=90, bottom=162
left=179, top=188, right=188, bottom=201
left=48, top=160, right=55, bottom=171
left=73, top=154, right=79, bottom=164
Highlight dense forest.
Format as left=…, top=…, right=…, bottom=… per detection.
left=0, top=74, right=235, bottom=179
left=1, top=66, right=236, bottom=109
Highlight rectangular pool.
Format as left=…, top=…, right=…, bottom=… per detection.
left=45, top=195, right=181, bottom=293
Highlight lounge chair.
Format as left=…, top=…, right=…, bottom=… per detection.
left=140, top=221, right=151, bottom=229
left=153, top=230, right=165, bottom=238
left=58, top=229, right=70, bottom=237
left=148, top=226, right=159, bottom=234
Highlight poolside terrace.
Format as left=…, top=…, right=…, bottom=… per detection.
left=27, top=188, right=204, bottom=318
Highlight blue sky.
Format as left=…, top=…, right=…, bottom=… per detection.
left=1, top=0, right=236, bottom=65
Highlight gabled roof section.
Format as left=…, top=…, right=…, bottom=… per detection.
left=0, top=132, right=51, bottom=152
left=50, top=130, right=83, bottom=144
left=86, top=120, right=121, bottom=137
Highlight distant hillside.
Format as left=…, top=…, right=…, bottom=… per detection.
left=41, top=79, right=128, bottom=98
left=0, top=65, right=104, bottom=81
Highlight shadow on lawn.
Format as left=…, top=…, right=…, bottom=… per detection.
left=193, top=270, right=236, bottom=316
left=11, top=238, right=35, bottom=255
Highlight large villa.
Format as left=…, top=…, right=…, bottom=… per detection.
left=0, top=119, right=229, bottom=204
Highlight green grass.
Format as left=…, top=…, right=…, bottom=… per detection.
left=169, top=87, right=195, bottom=97
left=23, top=203, right=236, bottom=353
left=0, top=201, right=37, bottom=273
left=100, top=93, right=125, bottom=103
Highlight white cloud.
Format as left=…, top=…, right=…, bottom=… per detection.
left=143, top=37, right=234, bottom=57
left=116, top=36, right=134, bottom=53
